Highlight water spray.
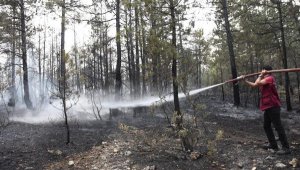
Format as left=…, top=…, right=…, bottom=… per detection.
left=9, top=68, right=300, bottom=124
left=84, top=68, right=300, bottom=108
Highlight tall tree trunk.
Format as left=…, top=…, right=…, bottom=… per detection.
left=276, top=0, right=292, bottom=111
left=249, top=49, right=255, bottom=105
left=92, top=44, right=97, bottom=89
left=20, top=0, right=33, bottom=109
left=42, top=25, right=46, bottom=102
left=150, top=3, right=158, bottom=94
left=50, top=34, right=54, bottom=89
left=178, top=24, right=186, bottom=92
left=99, top=37, right=104, bottom=90
left=18, top=31, right=24, bottom=103
left=104, top=26, right=109, bottom=94
left=83, top=52, right=87, bottom=93
left=73, top=20, right=80, bottom=92
left=195, top=51, right=199, bottom=87
left=197, top=47, right=202, bottom=87
left=109, top=47, right=113, bottom=92
left=170, top=0, right=181, bottom=126
left=135, top=1, right=141, bottom=97
left=38, top=33, right=42, bottom=100
left=129, top=0, right=136, bottom=97
left=219, top=62, right=225, bottom=101
left=55, top=35, right=59, bottom=86
left=125, top=9, right=133, bottom=95
left=115, top=0, right=122, bottom=97
left=10, top=4, right=17, bottom=107
left=60, top=0, right=70, bottom=144
left=221, top=0, right=240, bottom=106
left=141, top=8, right=147, bottom=95
left=98, top=25, right=104, bottom=90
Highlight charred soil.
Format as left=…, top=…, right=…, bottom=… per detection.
left=1, top=95, right=300, bottom=170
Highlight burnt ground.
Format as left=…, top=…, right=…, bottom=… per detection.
left=1, top=94, right=300, bottom=170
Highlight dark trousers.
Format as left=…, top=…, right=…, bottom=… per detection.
left=264, top=107, right=289, bottom=149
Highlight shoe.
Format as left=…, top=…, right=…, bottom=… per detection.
left=262, top=144, right=278, bottom=150
left=276, top=148, right=291, bottom=155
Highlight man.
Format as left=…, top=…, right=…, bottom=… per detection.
left=242, top=65, right=290, bottom=155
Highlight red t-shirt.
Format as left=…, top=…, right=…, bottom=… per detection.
left=259, top=75, right=281, bottom=111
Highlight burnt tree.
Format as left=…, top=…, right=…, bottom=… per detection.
left=20, top=0, right=33, bottom=109
left=115, top=0, right=122, bottom=98
left=221, top=0, right=240, bottom=106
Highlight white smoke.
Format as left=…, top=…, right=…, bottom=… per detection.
left=9, top=83, right=225, bottom=124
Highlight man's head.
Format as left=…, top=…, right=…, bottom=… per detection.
left=262, top=65, right=272, bottom=71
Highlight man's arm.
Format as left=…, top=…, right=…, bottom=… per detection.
left=245, top=76, right=266, bottom=87
left=244, top=70, right=269, bottom=88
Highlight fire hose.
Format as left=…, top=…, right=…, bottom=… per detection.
left=224, top=68, right=300, bottom=84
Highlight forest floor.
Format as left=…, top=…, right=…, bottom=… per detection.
left=1, top=94, right=300, bottom=170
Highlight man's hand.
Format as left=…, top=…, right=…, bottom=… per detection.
left=260, top=70, right=268, bottom=76
left=238, top=75, right=245, bottom=80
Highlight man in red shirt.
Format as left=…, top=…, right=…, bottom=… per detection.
left=243, top=65, right=290, bottom=155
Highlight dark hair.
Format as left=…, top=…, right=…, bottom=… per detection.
left=262, top=65, right=272, bottom=71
